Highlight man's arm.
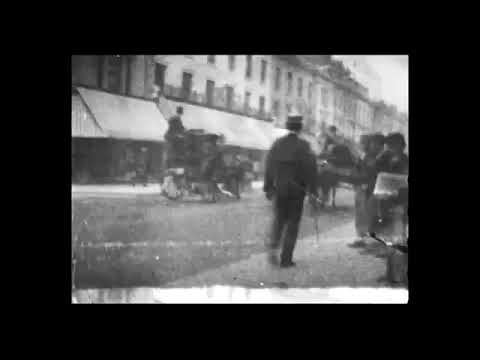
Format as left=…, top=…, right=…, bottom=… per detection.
left=301, top=143, right=319, bottom=198
left=263, top=142, right=277, bottom=195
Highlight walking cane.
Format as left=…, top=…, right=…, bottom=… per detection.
left=291, top=180, right=322, bottom=244
left=313, top=208, right=320, bottom=243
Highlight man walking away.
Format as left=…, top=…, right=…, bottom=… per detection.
left=264, top=114, right=319, bottom=268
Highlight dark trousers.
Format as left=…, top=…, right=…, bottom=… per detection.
left=269, top=194, right=305, bottom=264
left=354, top=185, right=368, bottom=236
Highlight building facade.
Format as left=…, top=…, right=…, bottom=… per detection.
left=71, top=55, right=288, bottom=183
left=72, top=55, right=156, bottom=99
left=153, top=55, right=274, bottom=121
left=313, top=75, right=335, bottom=135
left=373, top=101, right=409, bottom=147
left=268, top=56, right=317, bottom=134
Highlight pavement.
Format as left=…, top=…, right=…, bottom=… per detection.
left=72, top=219, right=408, bottom=303
left=71, top=181, right=265, bottom=199
left=162, top=220, right=387, bottom=289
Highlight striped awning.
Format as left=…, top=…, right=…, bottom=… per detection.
left=72, top=94, right=107, bottom=138
left=74, top=87, right=168, bottom=142
left=163, top=99, right=276, bottom=151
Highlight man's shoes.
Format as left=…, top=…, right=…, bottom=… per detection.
left=280, top=261, right=296, bottom=268
left=349, top=238, right=367, bottom=248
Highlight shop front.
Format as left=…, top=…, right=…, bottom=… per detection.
left=72, top=87, right=168, bottom=184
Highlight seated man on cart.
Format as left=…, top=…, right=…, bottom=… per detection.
left=164, top=107, right=187, bottom=169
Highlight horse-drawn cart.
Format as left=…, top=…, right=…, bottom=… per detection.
left=161, top=129, right=244, bottom=202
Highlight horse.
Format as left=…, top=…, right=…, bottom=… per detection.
left=317, top=143, right=359, bottom=208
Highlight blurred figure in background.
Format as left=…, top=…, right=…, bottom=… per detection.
left=136, top=147, right=149, bottom=186
left=374, top=132, right=409, bottom=284
left=374, top=132, right=409, bottom=238
left=352, top=134, right=371, bottom=242
left=351, top=133, right=385, bottom=246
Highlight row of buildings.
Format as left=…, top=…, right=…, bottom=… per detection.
left=71, top=55, right=408, bottom=184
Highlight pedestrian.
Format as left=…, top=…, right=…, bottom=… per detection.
left=374, top=132, right=409, bottom=284
left=321, top=125, right=338, bottom=154
left=263, top=114, right=319, bottom=267
left=352, top=134, right=371, bottom=242
left=363, top=132, right=386, bottom=240
left=374, top=132, right=409, bottom=239
left=137, top=147, right=149, bottom=186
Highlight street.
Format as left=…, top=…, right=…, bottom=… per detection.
left=72, top=187, right=397, bottom=291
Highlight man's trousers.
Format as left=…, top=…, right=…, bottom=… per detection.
left=269, top=194, right=305, bottom=264
left=354, top=185, right=369, bottom=237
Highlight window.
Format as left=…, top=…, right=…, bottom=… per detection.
left=106, top=55, right=122, bottom=93
left=261, top=60, right=267, bottom=84
left=226, top=86, right=234, bottom=109
left=207, top=55, right=215, bottom=64
left=154, top=63, right=166, bottom=91
left=298, top=77, right=303, bottom=97
left=259, top=96, right=265, bottom=115
left=272, top=100, right=280, bottom=117
left=275, top=67, right=281, bottom=90
left=244, top=91, right=251, bottom=111
left=321, top=88, right=328, bottom=108
left=206, top=80, right=215, bottom=106
left=308, top=82, right=313, bottom=99
left=287, top=72, right=292, bottom=95
left=246, top=55, right=252, bottom=78
left=228, top=55, right=235, bottom=71
left=286, top=103, right=292, bottom=114
left=181, top=72, right=193, bottom=100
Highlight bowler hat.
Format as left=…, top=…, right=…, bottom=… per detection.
left=385, top=132, right=405, bottom=147
left=286, top=114, right=303, bottom=125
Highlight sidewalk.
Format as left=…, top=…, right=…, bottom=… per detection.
left=72, top=220, right=407, bottom=303
left=72, top=181, right=265, bottom=198
left=162, top=220, right=388, bottom=289
left=72, top=183, right=162, bottom=197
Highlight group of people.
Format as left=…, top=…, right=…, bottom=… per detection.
left=263, top=113, right=408, bottom=277
left=352, top=131, right=408, bottom=247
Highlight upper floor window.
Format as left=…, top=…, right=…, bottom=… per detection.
left=207, top=55, right=215, bottom=64
left=272, top=100, right=280, bottom=117
left=181, top=72, right=193, bottom=100
left=154, top=63, right=167, bottom=92
left=321, top=88, right=328, bottom=107
left=259, top=96, right=265, bottom=115
left=206, top=80, right=215, bottom=106
left=275, top=67, right=281, bottom=90
left=260, top=60, right=267, bottom=84
left=246, top=55, right=252, bottom=79
left=298, top=77, right=303, bottom=97
left=286, top=103, right=292, bottom=114
left=287, top=72, right=292, bottom=95
left=106, top=55, right=123, bottom=93
left=228, top=55, right=235, bottom=71
left=308, top=82, right=313, bottom=100
left=226, top=86, right=234, bottom=109
left=244, top=91, right=251, bottom=111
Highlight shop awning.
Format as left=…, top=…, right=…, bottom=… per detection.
left=72, top=94, right=107, bottom=138
left=165, top=99, right=275, bottom=150
left=76, top=87, right=168, bottom=142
